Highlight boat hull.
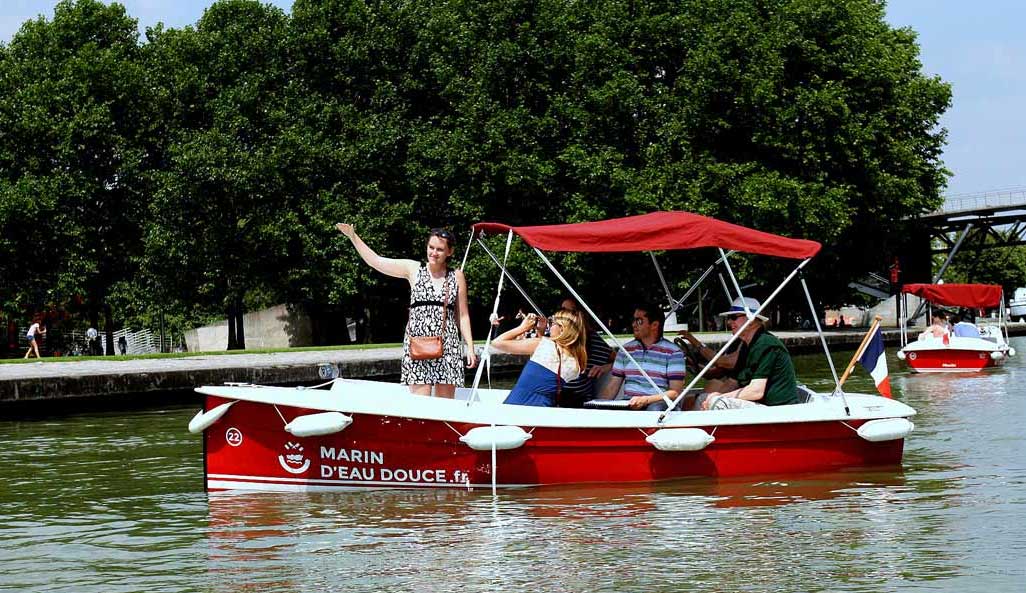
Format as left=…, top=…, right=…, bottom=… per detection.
left=901, top=348, right=1006, bottom=373
left=202, top=396, right=905, bottom=492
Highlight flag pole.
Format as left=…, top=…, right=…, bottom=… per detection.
left=838, top=315, right=883, bottom=389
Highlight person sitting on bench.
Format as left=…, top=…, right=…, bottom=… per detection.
left=697, top=297, right=798, bottom=410
left=597, top=303, right=685, bottom=411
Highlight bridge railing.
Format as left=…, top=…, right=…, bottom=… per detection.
left=937, top=187, right=1026, bottom=214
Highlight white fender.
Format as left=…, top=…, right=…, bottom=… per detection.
left=990, top=351, right=1005, bottom=360
left=1009, top=348, right=1016, bottom=357
left=646, top=428, right=715, bottom=451
left=188, top=401, right=236, bottom=433
left=285, top=412, right=353, bottom=437
left=896, top=350, right=907, bottom=360
left=460, top=425, right=532, bottom=451
left=857, top=418, right=915, bottom=442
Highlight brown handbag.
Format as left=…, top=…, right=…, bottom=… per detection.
left=408, top=271, right=449, bottom=361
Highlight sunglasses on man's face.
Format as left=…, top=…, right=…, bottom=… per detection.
left=632, top=317, right=648, bottom=326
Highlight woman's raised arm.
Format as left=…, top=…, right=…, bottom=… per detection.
left=336, top=223, right=418, bottom=282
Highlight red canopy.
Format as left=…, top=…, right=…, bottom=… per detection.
left=901, top=283, right=1003, bottom=309
left=473, top=211, right=821, bottom=259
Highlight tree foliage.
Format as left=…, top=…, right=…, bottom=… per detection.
left=0, top=0, right=955, bottom=346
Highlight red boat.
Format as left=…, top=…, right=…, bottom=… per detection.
left=191, top=212, right=915, bottom=492
left=897, top=283, right=1015, bottom=373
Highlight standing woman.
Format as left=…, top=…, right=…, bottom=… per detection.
left=336, top=223, right=476, bottom=397
left=24, top=318, right=46, bottom=359
left=492, top=309, right=588, bottom=407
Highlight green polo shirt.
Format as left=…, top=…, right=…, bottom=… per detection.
left=736, top=329, right=798, bottom=406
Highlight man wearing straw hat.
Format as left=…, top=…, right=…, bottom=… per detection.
left=698, top=297, right=798, bottom=410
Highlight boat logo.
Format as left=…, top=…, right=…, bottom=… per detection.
left=225, top=427, right=243, bottom=447
left=278, top=442, right=311, bottom=474
left=908, top=352, right=917, bottom=360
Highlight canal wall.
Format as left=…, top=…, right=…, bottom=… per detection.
left=2, top=327, right=1023, bottom=405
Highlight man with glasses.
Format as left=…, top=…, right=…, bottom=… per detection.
left=698, top=297, right=798, bottom=410
left=598, top=303, right=686, bottom=410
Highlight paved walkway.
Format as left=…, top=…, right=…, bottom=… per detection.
left=0, top=347, right=405, bottom=381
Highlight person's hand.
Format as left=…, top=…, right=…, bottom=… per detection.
left=588, top=362, right=612, bottom=378
left=519, top=313, right=539, bottom=332
left=466, top=349, right=477, bottom=368
left=335, top=223, right=355, bottom=238
left=628, top=395, right=652, bottom=410
left=701, top=392, right=724, bottom=410
left=489, top=313, right=504, bottom=327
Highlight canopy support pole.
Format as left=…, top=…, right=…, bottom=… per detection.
left=662, top=251, right=736, bottom=321
left=476, top=239, right=545, bottom=317
left=469, top=231, right=515, bottom=404
left=661, top=258, right=812, bottom=421
left=718, top=273, right=733, bottom=303
left=459, top=229, right=475, bottom=271
left=1001, top=289, right=1011, bottom=345
left=800, top=273, right=845, bottom=411
left=719, top=249, right=754, bottom=317
left=650, top=253, right=677, bottom=312
left=533, top=248, right=670, bottom=404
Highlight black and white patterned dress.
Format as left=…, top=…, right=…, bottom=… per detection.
left=401, top=265, right=464, bottom=386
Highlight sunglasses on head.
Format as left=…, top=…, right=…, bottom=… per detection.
left=430, top=228, right=453, bottom=240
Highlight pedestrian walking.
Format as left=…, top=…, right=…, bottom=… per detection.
left=24, top=319, right=46, bottom=359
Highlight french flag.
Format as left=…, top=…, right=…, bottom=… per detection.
left=858, top=326, right=891, bottom=398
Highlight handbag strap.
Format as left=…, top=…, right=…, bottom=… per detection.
left=440, top=269, right=449, bottom=329
left=555, top=347, right=562, bottom=406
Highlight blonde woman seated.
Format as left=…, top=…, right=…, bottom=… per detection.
left=492, top=309, right=588, bottom=407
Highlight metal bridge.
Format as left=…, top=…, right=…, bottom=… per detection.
left=922, top=187, right=1026, bottom=254
left=850, top=188, right=1026, bottom=322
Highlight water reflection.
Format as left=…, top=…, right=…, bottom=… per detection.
left=199, top=470, right=939, bottom=593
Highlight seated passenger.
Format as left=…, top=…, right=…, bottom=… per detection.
left=697, top=297, right=798, bottom=410
left=952, top=311, right=981, bottom=338
left=493, top=309, right=587, bottom=407
left=559, top=297, right=614, bottom=407
left=920, top=312, right=950, bottom=339
left=598, top=303, right=686, bottom=411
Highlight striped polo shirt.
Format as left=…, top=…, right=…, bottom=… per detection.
left=611, top=338, right=687, bottom=399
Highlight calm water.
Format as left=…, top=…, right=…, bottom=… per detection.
left=2, top=342, right=1025, bottom=593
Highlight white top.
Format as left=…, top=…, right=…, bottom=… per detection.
left=530, top=338, right=580, bottom=381
left=26, top=323, right=41, bottom=338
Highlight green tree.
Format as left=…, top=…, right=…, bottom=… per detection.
left=143, top=0, right=296, bottom=349
left=1, top=0, right=952, bottom=347
left=0, top=0, right=152, bottom=352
